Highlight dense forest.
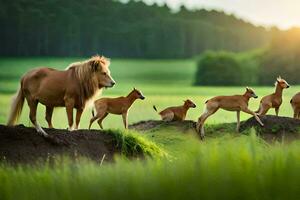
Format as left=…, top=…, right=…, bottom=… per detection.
left=0, top=0, right=273, bottom=58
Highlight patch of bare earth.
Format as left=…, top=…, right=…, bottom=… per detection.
left=240, top=115, right=300, bottom=142
left=0, top=125, right=121, bottom=165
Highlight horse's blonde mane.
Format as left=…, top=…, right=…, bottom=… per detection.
left=66, top=55, right=110, bottom=106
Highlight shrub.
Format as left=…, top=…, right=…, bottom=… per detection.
left=195, top=51, right=248, bottom=86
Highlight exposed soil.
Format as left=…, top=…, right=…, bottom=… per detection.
left=240, top=115, right=300, bottom=142
left=129, top=120, right=196, bottom=133
left=0, top=125, right=121, bottom=165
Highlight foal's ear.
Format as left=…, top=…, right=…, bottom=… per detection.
left=90, top=60, right=99, bottom=72
left=277, top=76, right=282, bottom=82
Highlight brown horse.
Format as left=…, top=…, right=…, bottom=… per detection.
left=7, top=55, right=115, bottom=138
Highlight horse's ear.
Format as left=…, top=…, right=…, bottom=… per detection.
left=246, top=87, right=249, bottom=91
left=90, top=60, right=99, bottom=72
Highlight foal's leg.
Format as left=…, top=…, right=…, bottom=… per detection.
left=255, top=103, right=261, bottom=113
left=196, top=105, right=218, bottom=139
left=236, top=111, right=240, bottom=132
left=89, top=116, right=98, bottom=130
left=122, top=112, right=128, bottom=129
left=97, top=113, right=108, bottom=129
left=294, top=108, right=300, bottom=119
left=241, top=107, right=264, bottom=126
left=27, top=98, right=48, bottom=137
left=257, top=103, right=271, bottom=116
left=75, top=108, right=83, bottom=130
left=45, top=106, right=54, bottom=128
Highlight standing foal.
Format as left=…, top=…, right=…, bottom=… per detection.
left=89, top=88, right=145, bottom=129
left=196, top=87, right=264, bottom=139
left=256, top=76, right=290, bottom=116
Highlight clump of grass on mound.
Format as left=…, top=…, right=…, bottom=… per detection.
left=104, top=129, right=167, bottom=159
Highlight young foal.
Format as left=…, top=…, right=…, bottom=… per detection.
left=290, top=92, right=300, bottom=119
left=153, top=99, right=196, bottom=121
left=196, top=87, right=264, bottom=139
left=256, top=76, right=290, bottom=116
left=89, top=88, right=145, bottom=129
left=7, top=55, right=115, bottom=138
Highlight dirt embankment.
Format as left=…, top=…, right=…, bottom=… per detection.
left=0, top=125, right=121, bottom=164
left=1, top=115, right=300, bottom=164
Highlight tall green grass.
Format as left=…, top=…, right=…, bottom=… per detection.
left=106, top=129, right=167, bottom=158
left=1, top=132, right=300, bottom=200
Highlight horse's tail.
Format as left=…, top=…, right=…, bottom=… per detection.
left=153, top=105, right=158, bottom=112
left=7, top=87, right=25, bottom=126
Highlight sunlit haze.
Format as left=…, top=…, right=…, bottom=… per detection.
left=139, top=0, right=300, bottom=29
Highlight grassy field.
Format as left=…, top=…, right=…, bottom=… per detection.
left=0, top=57, right=298, bottom=128
left=2, top=131, right=300, bottom=200
left=1, top=58, right=300, bottom=199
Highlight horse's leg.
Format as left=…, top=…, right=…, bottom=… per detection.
left=45, top=106, right=54, bottom=128
left=75, top=108, right=83, bottom=130
left=275, top=107, right=279, bottom=116
left=65, top=99, right=74, bottom=131
left=27, top=98, right=48, bottom=137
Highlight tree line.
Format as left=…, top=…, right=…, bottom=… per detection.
left=0, top=0, right=273, bottom=58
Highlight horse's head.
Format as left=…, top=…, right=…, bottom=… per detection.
left=90, top=55, right=116, bottom=88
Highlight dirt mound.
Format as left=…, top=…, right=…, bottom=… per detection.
left=0, top=125, right=121, bottom=164
left=240, top=115, right=300, bottom=141
left=129, top=120, right=196, bottom=132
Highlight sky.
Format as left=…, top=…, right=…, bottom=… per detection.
left=140, top=0, right=300, bottom=30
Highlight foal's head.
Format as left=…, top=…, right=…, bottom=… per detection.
left=276, top=76, right=290, bottom=89
left=245, top=87, right=258, bottom=99
left=129, top=88, right=145, bottom=100
left=184, top=99, right=196, bottom=108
